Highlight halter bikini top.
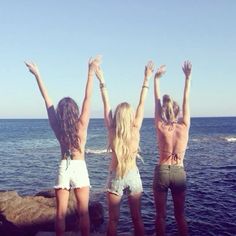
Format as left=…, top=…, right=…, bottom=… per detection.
left=160, top=149, right=185, bottom=164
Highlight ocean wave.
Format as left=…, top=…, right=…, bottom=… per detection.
left=214, top=165, right=236, bottom=170
left=85, top=148, right=159, bottom=156
left=85, top=148, right=110, bottom=154
left=190, top=137, right=214, bottom=142
left=191, top=136, right=236, bottom=143
left=191, top=138, right=200, bottom=142
left=225, top=137, right=236, bottom=142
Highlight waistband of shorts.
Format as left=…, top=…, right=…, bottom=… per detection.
left=156, top=164, right=184, bottom=170
left=109, top=166, right=139, bottom=175
left=59, top=159, right=87, bottom=167
left=60, top=159, right=86, bottom=162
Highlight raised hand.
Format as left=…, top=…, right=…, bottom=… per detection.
left=182, top=60, right=192, bottom=78
left=154, top=65, right=166, bottom=79
left=24, top=60, right=53, bottom=108
left=25, top=61, right=40, bottom=77
left=145, top=61, right=155, bottom=78
left=88, top=55, right=102, bottom=74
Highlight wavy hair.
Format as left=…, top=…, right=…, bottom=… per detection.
left=161, top=94, right=180, bottom=123
left=56, top=97, right=81, bottom=152
left=110, top=102, right=139, bottom=178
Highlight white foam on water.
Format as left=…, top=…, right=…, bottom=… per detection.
left=85, top=148, right=110, bottom=154
left=225, top=137, right=236, bottom=142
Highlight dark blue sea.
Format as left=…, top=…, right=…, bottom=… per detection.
left=0, top=118, right=236, bottom=235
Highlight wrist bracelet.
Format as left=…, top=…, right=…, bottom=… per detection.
left=100, top=83, right=106, bottom=89
left=142, top=85, right=149, bottom=89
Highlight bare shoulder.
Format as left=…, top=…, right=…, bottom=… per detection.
left=155, top=119, right=164, bottom=129
left=174, top=122, right=190, bottom=139
left=177, top=118, right=190, bottom=129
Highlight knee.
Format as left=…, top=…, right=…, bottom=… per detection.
left=174, top=212, right=186, bottom=222
left=157, top=212, right=166, bottom=221
left=174, top=207, right=185, bottom=220
left=109, top=215, right=119, bottom=224
left=78, top=209, right=89, bottom=219
left=56, top=203, right=68, bottom=218
left=131, top=212, right=142, bottom=223
left=77, top=202, right=89, bottom=215
left=56, top=210, right=66, bottom=221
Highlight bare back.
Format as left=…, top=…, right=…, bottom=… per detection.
left=48, top=107, right=88, bottom=160
left=156, top=120, right=189, bottom=166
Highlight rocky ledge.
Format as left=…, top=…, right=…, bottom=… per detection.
left=0, top=190, right=104, bottom=236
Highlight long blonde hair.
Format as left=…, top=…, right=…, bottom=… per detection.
left=110, top=102, right=139, bottom=178
left=161, top=94, right=180, bottom=123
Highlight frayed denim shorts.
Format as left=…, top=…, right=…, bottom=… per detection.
left=54, top=159, right=90, bottom=190
left=106, top=167, right=143, bottom=196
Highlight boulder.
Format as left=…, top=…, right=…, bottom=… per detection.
left=0, top=190, right=104, bottom=236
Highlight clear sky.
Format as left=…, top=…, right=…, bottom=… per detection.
left=0, top=0, right=235, bottom=118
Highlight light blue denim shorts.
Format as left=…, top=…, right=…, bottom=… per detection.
left=106, top=167, right=143, bottom=196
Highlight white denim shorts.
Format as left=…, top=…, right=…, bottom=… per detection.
left=106, top=167, right=143, bottom=196
left=54, top=159, right=90, bottom=190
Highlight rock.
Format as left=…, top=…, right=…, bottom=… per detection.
left=35, top=232, right=134, bottom=236
left=35, top=232, right=104, bottom=236
left=35, top=190, right=55, bottom=198
left=0, top=190, right=104, bottom=236
left=89, top=201, right=104, bottom=231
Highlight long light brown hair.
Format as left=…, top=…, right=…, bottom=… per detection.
left=56, top=97, right=81, bottom=152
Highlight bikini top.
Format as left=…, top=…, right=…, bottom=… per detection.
left=160, top=149, right=185, bottom=164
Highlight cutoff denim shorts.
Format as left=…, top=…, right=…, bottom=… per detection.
left=54, top=159, right=90, bottom=190
left=106, top=167, right=143, bottom=196
left=153, top=164, right=186, bottom=193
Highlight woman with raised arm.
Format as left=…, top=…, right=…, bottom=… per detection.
left=153, top=61, right=192, bottom=236
left=95, top=61, right=154, bottom=236
left=25, top=56, right=101, bottom=236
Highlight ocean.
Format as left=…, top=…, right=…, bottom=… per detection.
left=0, top=117, right=236, bottom=235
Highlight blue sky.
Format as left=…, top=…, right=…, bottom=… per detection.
left=0, top=0, right=235, bottom=118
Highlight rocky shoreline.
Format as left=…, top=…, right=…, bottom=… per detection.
left=0, top=190, right=104, bottom=236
